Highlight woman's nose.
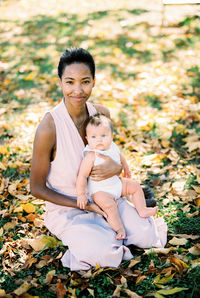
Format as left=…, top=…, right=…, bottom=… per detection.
left=74, top=83, right=83, bottom=94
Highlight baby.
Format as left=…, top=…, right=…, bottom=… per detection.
left=76, top=113, right=158, bottom=240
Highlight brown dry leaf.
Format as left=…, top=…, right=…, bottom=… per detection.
left=44, top=270, right=55, bottom=284
left=26, top=213, right=37, bottom=222
left=186, top=210, right=199, bottom=218
left=120, top=276, right=127, bottom=287
left=0, top=162, right=6, bottom=171
left=122, top=288, right=141, bottom=297
left=189, top=245, right=200, bottom=256
left=20, top=293, right=39, bottom=298
left=0, top=228, right=4, bottom=236
left=3, top=221, right=17, bottom=231
left=112, top=285, right=121, bottom=297
left=168, top=233, right=199, bottom=240
left=8, top=180, right=20, bottom=196
left=170, top=256, right=189, bottom=274
left=33, top=218, right=44, bottom=228
left=0, top=176, right=5, bottom=193
left=169, top=237, right=187, bottom=246
left=136, top=275, right=146, bottom=284
left=144, top=248, right=172, bottom=255
left=23, top=256, right=37, bottom=269
left=128, top=256, right=141, bottom=268
left=192, top=185, right=200, bottom=193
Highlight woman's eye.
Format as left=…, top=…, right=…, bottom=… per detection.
left=82, top=80, right=90, bottom=84
left=66, top=81, right=73, bottom=84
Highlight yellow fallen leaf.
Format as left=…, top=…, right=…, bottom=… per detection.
left=192, top=185, right=200, bottom=193
left=169, top=237, right=187, bottom=246
left=13, top=282, right=31, bottom=296
left=0, top=162, right=6, bottom=170
left=153, top=273, right=175, bottom=285
left=156, top=287, right=188, bottom=295
left=27, top=235, right=62, bottom=252
left=21, top=203, right=36, bottom=214
left=20, top=293, right=39, bottom=298
left=13, top=206, right=24, bottom=213
left=194, top=197, right=200, bottom=207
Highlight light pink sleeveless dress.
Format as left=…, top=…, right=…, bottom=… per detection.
left=44, top=99, right=167, bottom=271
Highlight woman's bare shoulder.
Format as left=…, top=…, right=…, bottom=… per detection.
left=35, top=112, right=56, bottom=143
left=93, top=104, right=110, bottom=118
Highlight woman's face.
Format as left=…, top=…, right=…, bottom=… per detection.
left=59, top=63, right=95, bottom=108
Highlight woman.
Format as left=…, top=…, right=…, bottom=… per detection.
left=30, top=48, right=167, bottom=271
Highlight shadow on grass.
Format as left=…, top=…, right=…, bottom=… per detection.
left=0, top=9, right=199, bottom=112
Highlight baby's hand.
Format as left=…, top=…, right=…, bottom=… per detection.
left=77, top=194, right=88, bottom=209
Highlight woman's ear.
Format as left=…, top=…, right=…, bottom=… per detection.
left=92, top=77, right=96, bottom=87
left=58, top=77, right=62, bottom=87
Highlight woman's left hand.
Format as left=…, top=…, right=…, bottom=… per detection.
left=90, top=153, right=122, bottom=181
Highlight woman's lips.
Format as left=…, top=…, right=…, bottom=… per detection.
left=72, top=96, right=85, bottom=101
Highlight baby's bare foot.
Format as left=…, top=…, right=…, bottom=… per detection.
left=116, top=228, right=126, bottom=240
left=138, top=206, right=158, bottom=218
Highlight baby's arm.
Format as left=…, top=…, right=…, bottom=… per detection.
left=120, top=153, right=131, bottom=178
left=76, top=151, right=95, bottom=209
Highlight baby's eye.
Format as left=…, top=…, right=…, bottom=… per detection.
left=102, top=134, right=106, bottom=137
left=92, top=136, right=96, bottom=139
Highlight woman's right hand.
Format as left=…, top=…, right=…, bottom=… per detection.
left=86, top=202, right=107, bottom=219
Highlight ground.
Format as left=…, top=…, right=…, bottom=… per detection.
left=0, top=0, right=200, bottom=297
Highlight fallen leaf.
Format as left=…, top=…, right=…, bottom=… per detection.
left=128, top=256, right=141, bottom=268
left=170, top=256, right=189, bottom=274
left=13, top=282, right=31, bottom=296
left=21, top=203, right=36, bottom=214
left=136, top=275, right=146, bottom=284
left=44, top=270, right=55, bottom=284
left=156, top=287, right=188, bottom=295
left=189, top=245, right=200, bottom=255
left=169, top=237, right=187, bottom=246
left=3, top=221, right=17, bottom=231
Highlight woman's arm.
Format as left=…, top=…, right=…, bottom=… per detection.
left=76, top=152, right=95, bottom=209
left=30, top=113, right=104, bottom=215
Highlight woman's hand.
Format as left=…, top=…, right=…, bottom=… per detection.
left=90, top=154, right=122, bottom=181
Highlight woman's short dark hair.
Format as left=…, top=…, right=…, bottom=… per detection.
left=58, top=48, right=95, bottom=79
left=85, top=113, right=113, bottom=133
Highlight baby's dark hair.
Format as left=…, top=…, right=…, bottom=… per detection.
left=58, top=47, right=95, bottom=79
left=85, top=113, right=113, bottom=133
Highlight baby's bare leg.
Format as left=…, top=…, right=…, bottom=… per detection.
left=121, top=178, right=158, bottom=218
left=93, top=191, right=126, bottom=240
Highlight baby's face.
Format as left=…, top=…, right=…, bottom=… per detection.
left=86, top=123, right=113, bottom=150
